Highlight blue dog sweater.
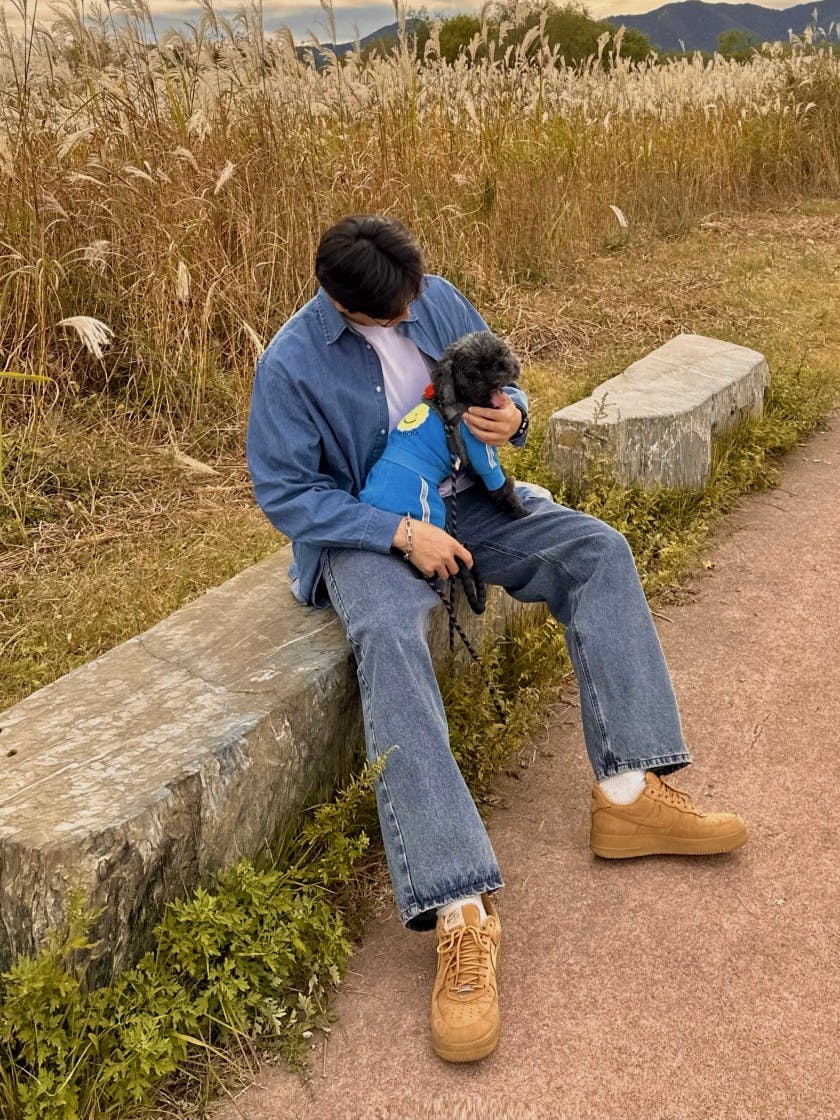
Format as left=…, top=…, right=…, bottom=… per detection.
left=359, top=401, right=506, bottom=528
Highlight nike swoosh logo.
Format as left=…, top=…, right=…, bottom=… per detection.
left=603, top=799, right=674, bottom=829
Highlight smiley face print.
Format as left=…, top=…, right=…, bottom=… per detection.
left=397, top=402, right=431, bottom=432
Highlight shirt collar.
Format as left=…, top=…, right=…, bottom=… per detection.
left=315, top=286, right=352, bottom=345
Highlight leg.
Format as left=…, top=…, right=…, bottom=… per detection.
left=454, top=484, right=693, bottom=781
left=323, top=547, right=503, bottom=931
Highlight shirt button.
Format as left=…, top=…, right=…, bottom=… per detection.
left=375, top=385, right=382, bottom=392
left=380, top=428, right=386, bottom=435
left=366, top=343, right=372, bottom=350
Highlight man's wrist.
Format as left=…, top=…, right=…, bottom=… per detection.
left=511, top=406, right=529, bottom=443
left=391, top=515, right=413, bottom=558
left=401, top=513, right=413, bottom=560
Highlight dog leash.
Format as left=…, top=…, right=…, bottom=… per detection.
left=420, top=411, right=508, bottom=725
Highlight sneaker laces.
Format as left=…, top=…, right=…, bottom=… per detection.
left=437, top=924, right=492, bottom=997
left=654, top=777, right=696, bottom=811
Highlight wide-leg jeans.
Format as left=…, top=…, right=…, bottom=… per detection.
left=323, top=483, right=692, bottom=930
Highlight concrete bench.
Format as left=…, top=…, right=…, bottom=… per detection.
left=546, top=334, right=770, bottom=490
left=0, top=544, right=543, bottom=982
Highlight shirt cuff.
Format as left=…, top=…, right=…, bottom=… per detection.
left=361, top=506, right=404, bottom=553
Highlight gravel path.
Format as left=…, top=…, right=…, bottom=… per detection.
left=215, top=413, right=840, bottom=1120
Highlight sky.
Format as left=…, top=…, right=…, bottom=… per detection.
left=148, top=0, right=802, bottom=40
left=0, top=0, right=807, bottom=42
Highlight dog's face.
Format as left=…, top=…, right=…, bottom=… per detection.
left=432, top=332, right=521, bottom=411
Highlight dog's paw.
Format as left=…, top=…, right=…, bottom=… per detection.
left=498, top=495, right=530, bottom=519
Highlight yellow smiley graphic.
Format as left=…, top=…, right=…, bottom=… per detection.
left=397, top=403, right=431, bottom=432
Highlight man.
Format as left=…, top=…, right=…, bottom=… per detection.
left=246, top=214, right=748, bottom=1064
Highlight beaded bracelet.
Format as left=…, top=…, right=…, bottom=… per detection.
left=402, top=512, right=413, bottom=561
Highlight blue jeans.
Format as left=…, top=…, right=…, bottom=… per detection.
left=324, top=483, right=692, bottom=931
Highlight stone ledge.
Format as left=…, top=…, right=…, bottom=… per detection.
left=546, top=334, right=770, bottom=490
left=0, top=544, right=543, bottom=982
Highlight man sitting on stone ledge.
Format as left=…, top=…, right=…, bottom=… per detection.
left=246, top=214, right=749, bottom=1064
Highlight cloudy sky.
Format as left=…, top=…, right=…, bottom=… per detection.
left=0, top=0, right=804, bottom=41
left=161, top=0, right=799, bottom=40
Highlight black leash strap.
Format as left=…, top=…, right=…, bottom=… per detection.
left=419, top=414, right=507, bottom=725
left=424, top=567, right=507, bottom=725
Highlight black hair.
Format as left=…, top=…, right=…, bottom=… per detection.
left=314, top=215, right=425, bottom=320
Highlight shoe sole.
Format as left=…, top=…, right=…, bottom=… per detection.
left=432, top=1021, right=500, bottom=1063
left=590, top=824, right=749, bottom=859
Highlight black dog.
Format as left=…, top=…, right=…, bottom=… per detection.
left=360, top=330, right=530, bottom=525
left=431, top=330, right=530, bottom=520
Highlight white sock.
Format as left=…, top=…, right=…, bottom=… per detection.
left=598, top=769, right=648, bottom=804
left=437, top=894, right=486, bottom=927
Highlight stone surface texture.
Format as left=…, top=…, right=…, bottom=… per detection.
left=546, top=333, right=770, bottom=489
left=0, top=545, right=541, bottom=981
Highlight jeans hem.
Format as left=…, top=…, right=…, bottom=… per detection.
left=594, top=752, right=692, bottom=783
left=401, top=878, right=505, bottom=932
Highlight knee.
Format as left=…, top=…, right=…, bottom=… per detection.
left=589, top=522, right=636, bottom=574
left=543, top=517, right=635, bottom=586
left=349, top=588, right=436, bottom=657
left=594, top=521, right=633, bottom=559
left=327, top=554, right=438, bottom=654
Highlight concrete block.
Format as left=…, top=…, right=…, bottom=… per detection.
left=546, top=334, right=770, bottom=490
left=0, top=546, right=541, bottom=981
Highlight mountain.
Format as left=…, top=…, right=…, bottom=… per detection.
left=605, top=0, right=840, bottom=52
left=304, top=3, right=839, bottom=62
left=297, top=19, right=424, bottom=64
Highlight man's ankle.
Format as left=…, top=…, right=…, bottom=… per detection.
left=598, top=769, right=647, bottom=804
left=437, top=894, right=487, bottom=927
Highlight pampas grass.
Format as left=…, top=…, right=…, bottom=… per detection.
left=1, top=0, right=839, bottom=433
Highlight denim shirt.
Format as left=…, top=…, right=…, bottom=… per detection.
left=246, top=274, right=529, bottom=607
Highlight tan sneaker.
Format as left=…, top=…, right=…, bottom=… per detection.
left=431, top=894, right=501, bottom=1063
left=590, top=770, right=748, bottom=858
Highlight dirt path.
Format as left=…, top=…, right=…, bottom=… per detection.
left=215, top=414, right=840, bottom=1120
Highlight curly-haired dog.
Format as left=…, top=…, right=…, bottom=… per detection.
left=359, top=330, right=530, bottom=527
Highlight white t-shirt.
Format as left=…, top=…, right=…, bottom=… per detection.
left=352, top=321, right=431, bottom=430
left=352, top=322, right=473, bottom=496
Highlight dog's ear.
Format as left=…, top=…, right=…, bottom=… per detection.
left=432, top=354, right=459, bottom=415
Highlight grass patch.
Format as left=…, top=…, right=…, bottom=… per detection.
left=0, top=403, right=276, bottom=709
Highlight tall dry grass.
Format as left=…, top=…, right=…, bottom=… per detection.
left=1, top=0, right=839, bottom=448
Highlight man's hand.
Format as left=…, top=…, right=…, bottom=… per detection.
left=463, top=393, right=522, bottom=446
left=392, top=519, right=473, bottom=580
